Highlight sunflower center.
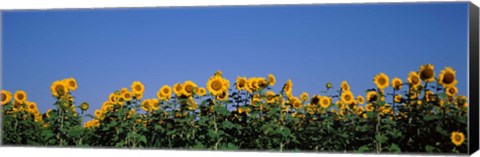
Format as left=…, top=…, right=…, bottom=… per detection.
left=17, top=94, right=25, bottom=100
left=443, top=72, right=455, bottom=84
left=163, top=88, right=170, bottom=94
left=1, top=93, right=6, bottom=101
left=185, top=85, right=193, bottom=93
left=211, top=80, right=223, bottom=91
left=311, top=97, right=320, bottom=105
left=455, top=135, right=461, bottom=141
left=378, top=78, right=386, bottom=86
left=135, top=85, right=142, bottom=91
left=69, top=81, right=76, bottom=87
left=29, top=104, right=35, bottom=109
left=55, top=85, right=65, bottom=93
left=345, top=95, right=352, bottom=101
left=322, top=99, right=329, bottom=105
left=449, top=88, right=456, bottom=94
left=421, top=68, right=434, bottom=79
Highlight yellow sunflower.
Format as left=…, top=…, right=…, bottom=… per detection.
left=122, top=91, right=133, bottom=101
left=300, top=92, right=309, bottom=102
left=374, top=73, right=389, bottom=89
left=141, top=99, right=152, bottom=112
left=182, top=80, right=197, bottom=97
left=207, top=77, right=227, bottom=96
left=14, top=90, right=27, bottom=104
left=173, top=83, right=184, bottom=97
left=310, top=95, right=321, bottom=106
left=438, top=67, right=457, bottom=88
left=268, top=74, right=276, bottom=87
left=291, top=97, right=302, bottom=110
left=46, top=109, right=53, bottom=118
left=196, top=87, right=206, bottom=97
left=445, top=86, right=458, bottom=97
left=27, top=101, right=37, bottom=113
left=418, top=64, right=435, bottom=82
left=391, top=77, right=403, bottom=90
left=214, top=70, right=223, bottom=77
left=326, top=82, right=333, bottom=90
left=63, top=77, right=78, bottom=91
left=257, top=77, right=268, bottom=89
left=236, top=76, right=247, bottom=91
left=341, top=90, right=355, bottom=105
left=216, top=91, right=229, bottom=101
left=245, top=77, right=256, bottom=93
left=366, top=91, right=378, bottom=102
left=425, top=90, right=435, bottom=102
left=320, top=96, right=331, bottom=109
left=356, top=106, right=365, bottom=116
left=265, top=91, right=276, bottom=104
left=394, top=94, right=402, bottom=103
left=251, top=94, right=261, bottom=107
left=94, top=109, right=102, bottom=118
left=121, top=88, right=129, bottom=94
left=108, top=93, right=118, bottom=104
left=450, top=131, right=465, bottom=146
left=407, top=71, right=421, bottom=88
left=357, top=95, right=365, bottom=104
left=1, top=90, right=12, bottom=105
left=51, top=81, right=68, bottom=97
left=80, top=102, right=89, bottom=111
left=366, top=103, right=374, bottom=111
left=341, top=81, right=350, bottom=91
left=131, top=81, right=145, bottom=96
left=150, top=98, right=160, bottom=111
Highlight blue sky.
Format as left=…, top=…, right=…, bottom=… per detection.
left=2, top=2, right=469, bottom=118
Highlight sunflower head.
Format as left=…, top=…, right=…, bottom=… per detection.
left=418, top=64, right=435, bottom=82
left=357, top=95, right=365, bottom=104
left=300, top=92, right=309, bottom=102
left=122, top=91, right=133, bottom=101
left=320, top=96, right=331, bottom=109
left=141, top=99, right=152, bottom=112
left=207, top=76, right=227, bottom=96
left=341, top=81, right=350, bottom=91
left=182, top=80, right=197, bottom=97
left=236, top=76, right=247, bottom=91
left=391, top=77, right=403, bottom=90
left=173, top=83, right=184, bottom=97
left=438, top=67, right=457, bottom=88
left=63, top=78, right=78, bottom=91
left=445, top=86, right=458, bottom=97
left=291, top=97, right=302, bottom=110
left=158, top=85, right=172, bottom=100
left=341, top=90, right=355, bottom=105
left=267, top=74, right=276, bottom=87
left=216, top=90, right=229, bottom=101
left=51, top=81, right=69, bottom=97
left=365, top=103, right=374, bottom=111
left=407, top=71, right=422, bottom=88
left=257, top=77, right=268, bottom=90
left=450, top=131, right=465, bottom=146
left=196, top=87, right=207, bottom=97
left=131, top=81, right=145, bottom=96
left=80, top=102, right=89, bottom=111
left=326, top=82, right=333, bottom=90
left=374, top=73, right=389, bottom=89
left=394, top=94, right=402, bottom=103
left=1, top=90, right=12, bottom=105
left=265, top=91, right=276, bottom=104
left=366, top=91, right=378, bottom=102
left=14, top=90, right=27, bottom=104
left=310, top=95, right=321, bottom=106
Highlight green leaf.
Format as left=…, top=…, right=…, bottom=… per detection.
left=435, top=126, right=448, bottom=136
left=425, top=145, right=436, bottom=152
left=387, top=144, right=401, bottom=153
left=356, top=145, right=370, bottom=152
left=138, top=135, right=147, bottom=144
left=375, top=134, right=388, bottom=143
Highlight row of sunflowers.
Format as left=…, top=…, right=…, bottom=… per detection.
left=1, top=64, right=468, bottom=153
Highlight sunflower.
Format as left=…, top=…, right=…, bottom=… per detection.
left=276, top=95, right=285, bottom=105
left=46, top=109, right=53, bottom=118
left=310, top=94, right=321, bottom=106
left=102, top=101, right=114, bottom=113
left=356, top=106, right=365, bottom=116
left=366, top=91, right=378, bottom=102
left=320, top=96, right=331, bottom=109
left=291, top=97, right=302, bottom=110
left=300, top=92, right=309, bottom=102
left=122, top=91, right=133, bottom=101
left=407, top=71, right=421, bottom=88
left=1, top=90, right=12, bottom=105
left=27, top=101, right=37, bottom=113
left=51, top=81, right=68, bottom=97
left=366, top=103, right=374, bottom=111
left=236, top=76, right=247, bottom=91
left=173, top=83, right=184, bottom=97
left=265, top=91, right=276, bottom=104
left=445, top=86, right=458, bottom=97
left=108, top=93, right=118, bottom=104
left=121, top=88, right=129, bottom=94
left=80, top=102, right=89, bottom=111
left=257, top=77, right=268, bottom=89
left=391, top=77, right=403, bottom=90
left=131, top=81, right=145, bottom=96
left=216, top=91, right=229, bottom=101
left=268, top=74, right=276, bottom=87
left=14, top=90, right=27, bottom=104
left=438, top=67, right=457, bottom=88
left=207, top=77, right=227, bottom=96
left=357, top=95, right=365, bottom=104
left=425, top=90, right=435, bottom=102
left=150, top=98, right=160, bottom=111
left=394, top=94, right=402, bottom=103
left=63, top=78, right=78, bottom=91
left=326, top=82, right=333, bottom=90
left=214, top=70, right=223, bottom=77
left=418, top=64, right=435, bottom=82
left=92, top=119, right=100, bottom=127
left=451, top=131, right=465, bottom=146
left=341, top=90, right=355, bottom=105
left=196, top=87, right=206, bottom=97
left=141, top=99, right=152, bottom=112
left=374, top=73, right=389, bottom=89
left=94, top=109, right=102, bottom=118
left=251, top=94, right=261, bottom=107
left=182, top=80, right=197, bottom=97
left=341, top=81, right=350, bottom=91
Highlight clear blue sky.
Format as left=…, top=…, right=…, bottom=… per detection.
left=2, top=2, right=469, bottom=118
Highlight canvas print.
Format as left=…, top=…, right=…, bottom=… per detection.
left=0, top=2, right=474, bottom=154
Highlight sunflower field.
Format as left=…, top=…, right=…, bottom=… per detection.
left=0, top=64, right=468, bottom=154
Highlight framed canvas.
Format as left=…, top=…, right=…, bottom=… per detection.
left=1, top=1, right=479, bottom=156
